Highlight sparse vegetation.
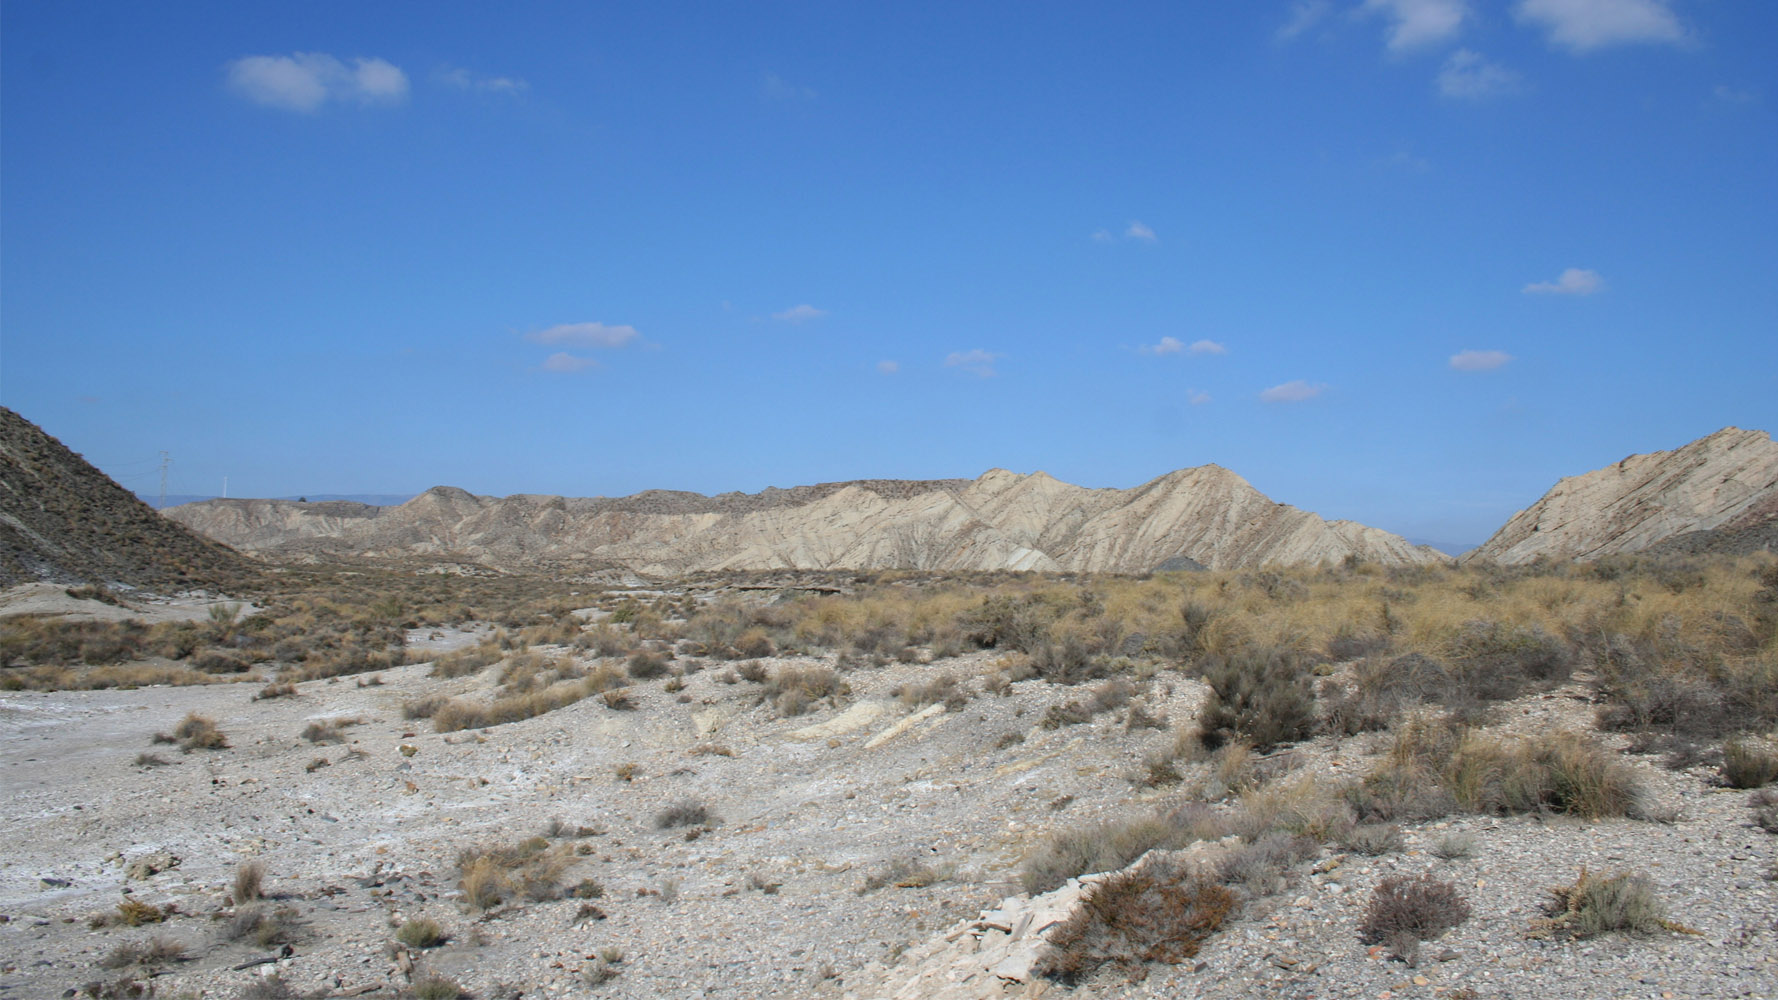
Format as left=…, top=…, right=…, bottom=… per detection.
left=231, top=861, right=264, bottom=904
left=654, top=799, right=713, bottom=829
left=457, top=837, right=569, bottom=909
left=166, top=713, right=227, bottom=752
left=1036, top=861, right=1236, bottom=984
left=1531, top=868, right=1682, bottom=940
left=396, top=917, right=446, bottom=948
left=1357, top=874, right=1471, bottom=965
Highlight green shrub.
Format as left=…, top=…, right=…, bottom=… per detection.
left=395, top=918, right=446, bottom=948
left=1533, top=869, right=1674, bottom=939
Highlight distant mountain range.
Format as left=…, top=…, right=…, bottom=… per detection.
left=139, top=493, right=418, bottom=510
left=164, top=468, right=1450, bottom=576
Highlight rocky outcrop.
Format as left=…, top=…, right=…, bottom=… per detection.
left=167, top=465, right=1448, bottom=576
left=1467, top=427, right=1778, bottom=565
left=0, top=407, right=252, bottom=588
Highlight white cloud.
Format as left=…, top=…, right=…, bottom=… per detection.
left=773, top=304, right=828, bottom=323
left=1091, top=229, right=1114, bottom=243
left=762, top=72, right=816, bottom=102
left=1438, top=50, right=1521, bottom=99
left=440, top=67, right=529, bottom=95
left=877, top=360, right=900, bottom=375
left=541, top=352, right=598, bottom=373
left=1126, top=220, right=1158, bottom=242
left=945, top=349, right=1002, bottom=378
left=1714, top=85, right=1757, bottom=105
left=1277, top=1, right=1332, bottom=41
left=1188, top=390, right=1213, bottom=406
left=1361, top=0, right=1470, bottom=52
left=526, top=322, right=641, bottom=348
left=1523, top=268, right=1604, bottom=295
left=1189, top=339, right=1228, bottom=356
left=1260, top=380, right=1326, bottom=403
left=1449, top=349, right=1514, bottom=371
left=1142, top=337, right=1186, bottom=356
left=226, top=53, right=409, bottom=112
left=1514, top=0, right=1684, bottom=51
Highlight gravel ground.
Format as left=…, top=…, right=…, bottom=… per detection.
left=2, top=637, right=1774, bottom=1000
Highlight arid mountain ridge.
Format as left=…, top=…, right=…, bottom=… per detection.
left=1466, top=426, right=1778, bottom=564
left=0, top=408, right=250, bottom=589
left=166, top=465, right=1448, bottom=576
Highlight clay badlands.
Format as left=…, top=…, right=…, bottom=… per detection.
left=3, top=408, right=1777, bottom=1000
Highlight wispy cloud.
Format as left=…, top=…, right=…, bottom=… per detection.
left=1523, top=268, right=1604, bottom=295
left=1277, top=0, right=1332, bottom=41
left=1713, top=84, right=1757, bottom=105
left=1450, top=349, right=1514, bottom=371
left=1141, top=337, right=1224, bottom=357
left=1378, top=148, right=1432, bottom=172
left=945, top=349, right=1002, bottom=378
left=1125, top=220, right=1158, bottom=242
left=526, top=322, right=641, bottom=348
left=772, top=304, right=828, bottom=324
left=762, top=72, right=816, bottom=102
left=541, top=352, right=598, bottom=373
left=226, top=53, right=409, bottom=112
left=1188, top=390, right=1213, bottom=406
left=1091, top=229, right=1114, bottom=243
left=1260, top=380, right=1326, bottom=403
left=439, top=67, right=529, bottom=95
left=1514, top=0, right=1685, bottom=51
left=877, top=360, right=900, bottom=375
left=1361, top=0, right=1470, bottom=52
left=1438, top=50, right=1521, bottom=99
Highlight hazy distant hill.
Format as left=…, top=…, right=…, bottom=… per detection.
left=140, top=493, right=417, bottom=510
left=1467, top=427, right=1778, bottom=564
left=166, top=466, right=1449, bottom=576
left=0, top=407, right=252, bottom=589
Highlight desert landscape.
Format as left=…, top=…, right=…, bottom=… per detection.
left=4, top=408, right=1777, bottom=1000
left=6, top=6, right=1776, bottom=998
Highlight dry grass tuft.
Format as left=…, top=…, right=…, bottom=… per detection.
left=231, top=862, right=264, bottom=904
left=1530, top=868, right=1686, bottom=940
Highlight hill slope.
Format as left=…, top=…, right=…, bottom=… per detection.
left=0, top=407, right=252, bottom=588
left=1467, top=426, right=1778, bottom=564
left=166, top=465, right=1448, bottom=575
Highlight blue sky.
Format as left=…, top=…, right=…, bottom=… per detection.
left=3, top=1, right=1774, bottom=546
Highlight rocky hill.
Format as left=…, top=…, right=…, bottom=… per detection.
left=0, top=407, right=253, bottom=589
left=1467, top=427, right=1778, bottom=565
left=166, top=465, right=1448, bottom=575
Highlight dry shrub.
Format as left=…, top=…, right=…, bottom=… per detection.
left=222, top=905, right=303, bottom=947
left=172, top=713, right=227, bottom=752
left=231, top=862, right=264, bottom=904
left=1021, top=815, right=1179, bottom=895
left=301, top=718, right=360, bottom=744
left=1343, top=823, right=1404, bottom=856
left=1321, top=653, right=1446, bottom=736
left=1230, top=773, right=1354, bottom=843
left=1749, top=789, right=1778, bottom=834
left=764, top=664, right=844, bottom=716
left=98, top=936, right=186, bottom=969
left=1036, top=862, right=1236, bottom=984
left=93, top=898, right=167, bottom=928
left=395, top=917, right=446, bottom=948
left=654, top=799, right=713, bottom=829
left=402, top=696, right=446, bottom=720
left=253, top=682, right=298, bottom=701
left=1357, top=874, right=1470, bottom=964
left=456, top=837, right=568, bottom=909
left=1042, top=678, right=1136, bottom=730
left=861, top=858, right=942, bottom=892
left=892, top=672, right=967, bottom=711
left=1446, top=730, right=1643, bottom=820
left=1214, top=831, right=1318, bottom=897
left=627, top=650, right=671, bottom=679
left=1721, top=736, right=1778, bottom=789
left=1531, top=868, right=1677, bottom=939
left=429, top=641, right=502, bottom=678
left=432, top=676, right=599, bottom=732
left=1197, top=649, right=1315, bottom=752
left=407, top=973, right=466, bottom=1000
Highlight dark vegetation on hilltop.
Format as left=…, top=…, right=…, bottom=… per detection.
left=0, top=406, right=254, bottom=589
